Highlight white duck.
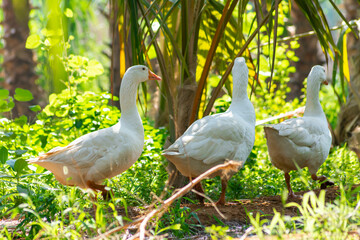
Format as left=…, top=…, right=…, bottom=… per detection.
left=163, top=57, right=255, bottom=205
left=28, top=65, right=161, bottom=198
left=264, top=65, right=333, bottom=199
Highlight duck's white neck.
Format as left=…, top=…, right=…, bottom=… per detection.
left=119, top=76, right=142, bottom=127
left=230, top=71, right=249, bottom=107
left=304, top=77, right=325, bottom=118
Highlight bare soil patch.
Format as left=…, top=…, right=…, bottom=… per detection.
left=187, top=185, right=345, bottom=226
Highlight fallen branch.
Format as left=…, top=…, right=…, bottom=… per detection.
left=191, top=189, right=226, bottom=219
left=93, top=217, right=144, bottom=240
left=93, top=160, right=240, bottom=240
left=255, top=106, right=305, bottom=126
left=139, top=160, right=240, bottom=240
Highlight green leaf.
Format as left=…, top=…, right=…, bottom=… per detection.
left=15, top=149, right=27, bottom=156
left=0, top=89, right=9, bottom=99
left=26, top=34, right=41, bottom=49
left=68, top=55, right=87, bottom=69
left=157, top=224, right=181, bottom=234
left=64, top=8, right=73, bottom=18
left=0, top=97, right=15, bottom=112
left=29, top=105, right=41, bottom=112
left=75, top=119, right=83, bottom=129
left=14, top=88, right=34, bottom=102
left=17, top=185, right=33, bottom=195
left=39, top=135, right=48, bottom=148
left=0, top=173, right=14, bottom=178
left=6, top=159, right=16, bottom=170
left=14, top=115, right=28, bottom=126
left=87, top=60, right=104, bottom=77
left=0, top=97, right=14, bottom=112
left=342, top=29, right=351, bottom=83
left=14, top=159, right=28, bottom=173
left=0, top=146, right=8, bottom=164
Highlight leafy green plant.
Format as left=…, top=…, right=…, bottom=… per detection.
left=0, top=88, right=37, bottom=114
left=246, top=187, right=360, bottom=240
left=154, top=199, right=203, bottom=238
left=206, top=224, right=233, bottom=240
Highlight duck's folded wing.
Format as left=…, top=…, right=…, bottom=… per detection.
left=165, top=116, right=250, bottom=165
left=33, top=129, right=118, bottom=169
left=266, top=118, right=315, bottom=147
left=34, top=144, right=105, bottom=170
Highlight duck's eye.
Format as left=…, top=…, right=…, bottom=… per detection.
left=142, top=67, right=146, bottom=71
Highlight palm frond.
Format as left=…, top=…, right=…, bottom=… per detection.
left=293, top=0, right=337, bottom=63
left=137, top=1, right=176, bottom=141
left=189, top=0, right=238, bottom=124
left=203, top=2, right=275, bottom=117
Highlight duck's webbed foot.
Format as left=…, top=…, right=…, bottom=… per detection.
left=288, top=191, right=302, bottom=200
left=311, top=174, right=334, bottom=189
left=320, top=181, right=335, bottom=189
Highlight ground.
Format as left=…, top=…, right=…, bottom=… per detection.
left=1, top=185, right=359, bottom=239
left=188, top=186, right=341, bottom=226
left=109, top=185, right=360, bottom=238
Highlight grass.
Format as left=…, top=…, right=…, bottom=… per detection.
left=247, top=186, right=360, bottom=240
left=1, top=134, right=358, bottom=239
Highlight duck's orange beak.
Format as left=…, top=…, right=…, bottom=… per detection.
left=148, top=70, right=162, bottom=81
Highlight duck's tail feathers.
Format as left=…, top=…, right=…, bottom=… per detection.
left=162, top=149, right=180, bottom=156
left=262, top=124, right=276, bottom=128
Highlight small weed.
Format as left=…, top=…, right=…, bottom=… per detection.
left=154, top=199, right=203, bottom=238
left=206, top=225, right=233, bottom=240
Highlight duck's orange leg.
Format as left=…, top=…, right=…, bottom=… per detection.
left=216, top=179, right=228, bottom=206
left=285, top=172, right=301, bottom=199
left=86, top=181, right=113, bottom=200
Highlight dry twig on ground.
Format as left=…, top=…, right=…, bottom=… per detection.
left=93, top=160, right=240, bottom=240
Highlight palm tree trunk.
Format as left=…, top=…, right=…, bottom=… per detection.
left=167, top=0, right=204, bottom=188
left=176, top=0, right=199, bottom=137
left=109, top=0, right=121, bottom=109
left=334, top=0, right=360, bottom=150
left=2, top=0, right=42, bottom=119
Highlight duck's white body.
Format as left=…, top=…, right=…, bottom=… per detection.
left=264, top=65, right=333, bottom=198
left=30, top=120, right=144, bottom=188
left=28, top=66, right=161, bottom=194
left=265, top=116, right=331, bottom=175
left=164, top=101, right=255, bottom=179
left=163, top=57, right=255, bottom=204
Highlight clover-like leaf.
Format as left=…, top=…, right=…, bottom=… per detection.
left=87, top=60, right=104, bottom=77
left=14, top=88, right=34, bottom=102
left=0, top=89, right=9, bottom=99
left=29, top=105, right=41, bottom=112
left=64, top=8, right=73, bottom=18
left=26, top=34, right=41, bottom=49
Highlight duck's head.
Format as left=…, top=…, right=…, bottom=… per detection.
left=125, top=65, right=161, bottom=83
left=232, top=57, right=248, bottom=78
left=308, top=65, right=328, bottom=85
